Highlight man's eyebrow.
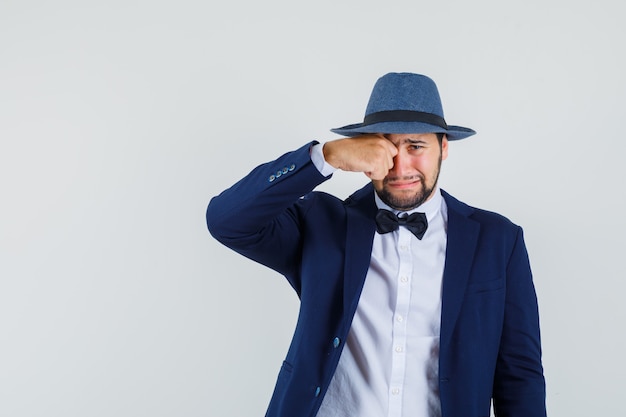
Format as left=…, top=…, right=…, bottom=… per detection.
left=382, top=135, right=429, bottom=145
left=405, top=138, right=428, bottom=144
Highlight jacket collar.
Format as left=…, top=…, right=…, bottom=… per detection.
left=439, top=190, right=480, bottom=351
left=340, top=185, right=480, bottom=352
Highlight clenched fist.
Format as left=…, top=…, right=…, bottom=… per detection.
left=322, top=135, right=398, bottom=180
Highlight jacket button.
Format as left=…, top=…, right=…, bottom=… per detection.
left=314, top=386, right=321, bottom=397
left=268, top=175, right=276, bottom=182
left=289, top=164, right=295, bottom=171
left=333, top=337, right=341, bottom=348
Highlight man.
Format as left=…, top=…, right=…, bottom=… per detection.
left=207, top=73, right=546, bottom=417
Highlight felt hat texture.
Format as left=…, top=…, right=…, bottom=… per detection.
left=331, top=72, right=476, bottom=141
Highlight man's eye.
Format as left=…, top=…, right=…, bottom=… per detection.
left=409, top=145, right=422, bottom=150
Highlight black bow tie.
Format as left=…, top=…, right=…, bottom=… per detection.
left=375, top=209, right=428, bottom=240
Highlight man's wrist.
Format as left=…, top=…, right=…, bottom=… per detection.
left=311, top=143, right=338, bottom=177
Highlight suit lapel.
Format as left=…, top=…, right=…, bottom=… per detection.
left=440, top=191, right=480, bottom=351
left=342, top=184, right=377, bottom=320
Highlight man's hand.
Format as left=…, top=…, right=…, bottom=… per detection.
left=322, top=135, right=397, bottom=180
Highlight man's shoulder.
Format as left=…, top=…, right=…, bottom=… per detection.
left=442, top=189, right=521, bottom=231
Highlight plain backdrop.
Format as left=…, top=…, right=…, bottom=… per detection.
left=1, top=1, right=625, bottom=416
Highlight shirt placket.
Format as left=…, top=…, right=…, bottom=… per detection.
left=388, top=227, right=413, bottom=417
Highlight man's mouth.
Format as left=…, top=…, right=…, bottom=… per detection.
left=385, top=176, right=422, bottom=189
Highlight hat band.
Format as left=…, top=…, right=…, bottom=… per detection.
left=363, top=110, right=448, bottom=129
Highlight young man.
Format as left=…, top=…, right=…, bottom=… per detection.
left=207, top=73, right=546, bottom=417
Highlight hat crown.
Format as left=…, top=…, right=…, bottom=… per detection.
left=365, top=73, right=444, bottom=118
left=330, top=71, right=475, bottom=141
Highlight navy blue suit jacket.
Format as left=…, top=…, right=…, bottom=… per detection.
left=207, top=142, right=546, bottom=417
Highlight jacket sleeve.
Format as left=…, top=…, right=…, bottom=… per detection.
left=492, top=227, right=547, bottom=417
left=206, top=141, right=331, bottom=286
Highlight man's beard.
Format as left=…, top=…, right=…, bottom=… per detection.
left=377, top=176, right=436, bottom=211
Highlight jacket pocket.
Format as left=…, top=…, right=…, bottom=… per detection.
left=266, top=361, right=295, bottom=414
left=272, top=361, right=294, bottom=398
left=280, top=360, right=293, bottom=373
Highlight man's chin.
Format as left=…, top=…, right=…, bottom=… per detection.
left=379, top=191, right=427, bottom=211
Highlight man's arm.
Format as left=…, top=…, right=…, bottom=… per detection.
left=493, top=227, right=547, bottom=417
left=207, top=142, right=330, bottom=278
left=206, top=136, right=397, bottom=278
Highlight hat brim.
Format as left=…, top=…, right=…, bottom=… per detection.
left=330, top=121, right=476, bottom=141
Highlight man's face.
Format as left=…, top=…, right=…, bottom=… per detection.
left=372, top=133, right=448, bottom=211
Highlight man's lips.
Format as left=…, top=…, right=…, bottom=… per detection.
left=386, top=179, right=422, bottom=189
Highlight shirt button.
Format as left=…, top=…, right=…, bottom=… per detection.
left=395, top=346, right=403, bottom=353
left=391, top=388, right=400, bottom=395
left=400, top=276, right=409, bottom=283
left=399, top=245, right=408, bottom=251
left=396, top=315, right=404, bottom=322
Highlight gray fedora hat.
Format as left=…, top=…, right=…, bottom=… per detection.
left=331, top=72, right=476, bottom=141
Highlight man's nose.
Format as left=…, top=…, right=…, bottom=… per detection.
left=390, top=150, right=409, bottom=176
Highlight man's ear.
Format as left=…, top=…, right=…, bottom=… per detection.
left=441, top=136, right=449, bottom=161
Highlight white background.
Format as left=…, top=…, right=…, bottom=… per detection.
left=1, top=1, right=625, bottom=416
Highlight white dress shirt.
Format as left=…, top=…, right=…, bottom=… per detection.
left=311, top=144, right=448, bottom=417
